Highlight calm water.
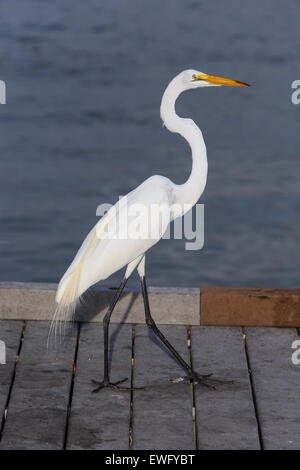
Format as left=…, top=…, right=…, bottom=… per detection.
left=1, top=0, right=300, bottom=288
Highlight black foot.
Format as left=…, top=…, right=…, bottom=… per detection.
left=171, top=372, right=234, bottom=390
left=91, top=378, right=145, bottom=393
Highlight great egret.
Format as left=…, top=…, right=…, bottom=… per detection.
left=52, top=70, right=249, bottom=391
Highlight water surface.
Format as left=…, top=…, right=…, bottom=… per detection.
left=1, top=0, right=300, bottom=288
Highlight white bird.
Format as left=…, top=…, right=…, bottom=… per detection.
left=52, top=70, right=249, bottom=391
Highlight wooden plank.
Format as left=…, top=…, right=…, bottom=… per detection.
left=133, top=325, right=194, bottom=450
left=201, top=287, right=300, bottom=327
left=0, top=321, right=77, bottom=450
left=67, top=323, right=132, bottom=450
left=191, top=326, right=260, bottom=450
left=0, top=321, right=23, bottom=423
left=246, top=327, right=300, bottom=449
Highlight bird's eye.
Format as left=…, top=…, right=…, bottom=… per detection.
left=192, top=74, right=202, bottom=82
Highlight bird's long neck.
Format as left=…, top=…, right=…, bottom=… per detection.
left=160, top=78, right=208, bottom=214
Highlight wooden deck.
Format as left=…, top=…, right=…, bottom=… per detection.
left=0, top=320, right=299, bottom=450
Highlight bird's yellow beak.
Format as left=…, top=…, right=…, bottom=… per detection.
left=192, top=74, right=250, bottom=87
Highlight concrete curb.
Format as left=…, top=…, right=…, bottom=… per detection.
left=0, top=282, right=200, bottom=326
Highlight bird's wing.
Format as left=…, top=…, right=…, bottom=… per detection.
left=56, top=175, right=174, bottom=304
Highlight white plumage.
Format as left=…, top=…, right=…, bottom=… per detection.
left=56, top=175, right=174, bottom=304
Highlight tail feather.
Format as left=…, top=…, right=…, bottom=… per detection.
left=48, top=269, right=82, bottom=345
left=49, top=230, right=100, bottom=345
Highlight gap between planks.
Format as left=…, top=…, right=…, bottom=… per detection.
left=187, top=327, right=198, bottom=449
left=129, top=326, right=136, bottom=450
left=241, top=326, right=264, bottom=450
left=0, top=321, right=26, bottom=443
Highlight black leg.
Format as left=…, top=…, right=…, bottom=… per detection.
left=140, top=276, right=234, bottom=389
left=103, top=278, right=127, bottom=382
left=92, top=277, right=144, bottom=393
